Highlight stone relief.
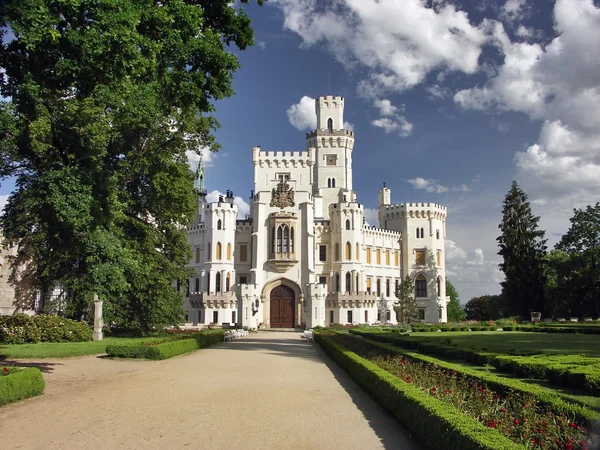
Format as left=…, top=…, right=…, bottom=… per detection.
left=270, top=181, right=295, bottom=208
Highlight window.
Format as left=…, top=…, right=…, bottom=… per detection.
left=364, top=311, right=368, bottom=323
left=416, top=227, right=420, bottom=238
left=335, top=243, right=340, bottom=261
left=386, top=310, right=391, bottom=321
left=232, top=311, right=236, bottom=324
left=327, top=178, right=331, bottom=188
left=319, top=276, right=327, bottom=285
left=195, top=278, right=200, bottom=292
left=283, top=226, right=289, bottom=252
left=385, top=250, right=390, bottom=265
left=213, top=311, right=219, bottom=324
left=376, top=279, right=381, bottom=296
left=226, top=273, right=231, bottom=291
left=216, top=242, right=222, bottom=260
left=345, top=242, right=351, bottom=260
left=207, top=275, right=210, bottom=293
left=331, top=178, right=336, bottom=188
left=386, top=279, right=390, bottom=297
left=216, top=272, right=221, bottom=292
left=319, top=245, right=327, bottom=262
left=240, top=244, right=248, bottom=262
left=346, top=219, right=351, bottom=230
left=345, top=272, right=351, bottom=292
left=207, top=243, right=211, bottom=260
left=335, top=273, right=340, bottom=292
left=436, top=250, right=442, bottom=267
left=227, top=243, right=231, bottom=260
left=436, top=229, right=440, bottom=240
left=195, top=247, right=200, bottom=264
left=415, top=250, right=425, bottom=265
left=356, top=243, right=359, bottom=261
left=347, top=310, right=353, bottom=323
left=330, top=310, right=334, bottom=323
left=239, top=275, right=248, bottom=285
left=366, top=278, right=372, bottom=294
left=277, top=173, right=291, bottom=182
left=419, top=308, right=425, bottom=321
left=217, top=219, right=222, bottom=230
left=437, top=277, right=442, bottom=296
left=438, top=308, right=443, bottom=320
left=327, top=118, right=333, bottom=132
left=415, top=274, right=427, bottom=297
left=421, top=227, right=425, bottom=238
left=366, top=248, right=371, bottom=264
left=376, top=249, right=381, bottom=265
left=394, top=251, right=399, bottom=266
left=274, top=224, right=294, bottom=255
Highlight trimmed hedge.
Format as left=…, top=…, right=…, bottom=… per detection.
left=106, top=332, right=223, bottom=360
left=315, top=333, right=523, bottom=450
left=0, top=367, right=45, bottom=406
left=0, top=314, right=92, bottom=344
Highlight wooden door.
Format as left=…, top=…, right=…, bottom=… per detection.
left=270, top=285, right=295, bottom=328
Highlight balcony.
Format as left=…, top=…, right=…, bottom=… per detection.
left=266, top=251, right=298, bottom=273
left=188, top=291, right=237, bottom=309
left=324, top=291, right=379, bottom=308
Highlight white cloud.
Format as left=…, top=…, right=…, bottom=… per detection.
left=271, top=0, right=490, bottom=99
left=286, top=96, right=316, bottom=130
left=0, top=194, right=8, bottom=214
left=363, top=208, right=378, bottom=227
left=445, top=239, right=467, bottom=261
left=406, top=177, right=449, bottom=194
left=500, top=0, right=527, bottom=24
left=186, top=149, right=214, bottom=172
left=258, top=41, right=267, bottom=50
left=373, top=99, right=397, bottom=116
left=206, top=190, right=250, bottom=218
left=455, top=0, right=600, bottom=214
left=370, top=99, right=414, bottom=137
left=343, top=121, right=354, bottom=131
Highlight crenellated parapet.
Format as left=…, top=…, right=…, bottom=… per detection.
left=362, top=226, right=402, bottom=239
left=252, top=146, right=314, bottom=168
left=381, top=202, right=447, bottom=221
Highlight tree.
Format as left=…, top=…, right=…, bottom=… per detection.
left=446, top=279, right=466, bottom=321
left=555, top=203, right=600, bottom=317
left=464, top=294, right=509, bottom=321
left=0, top=1, right=263, bottom=332
left=394, top=276, right=420, bottom=324
left=497, top=181, right=547, bottom=319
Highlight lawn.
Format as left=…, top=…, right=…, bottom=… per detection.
left=408, top=331, right=600, bottom=357
left=0, top=337, right=164, bottom=359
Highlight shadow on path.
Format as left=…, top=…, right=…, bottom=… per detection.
left=0, top=359, right=64, bottom=374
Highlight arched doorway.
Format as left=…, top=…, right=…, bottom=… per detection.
left=270, top=285, right=295, bottom=328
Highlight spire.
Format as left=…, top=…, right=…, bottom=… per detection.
left=194, top=151, right=206, bottom=196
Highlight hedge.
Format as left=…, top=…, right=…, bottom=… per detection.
left=350, top=329, right=600, bottom=398
left=0, top=367, right=45, bottom=406
left=106, top=332, right=223, bottom=360
left=315, top=333, right=523, bottom=450
left=0, top=314, right=92, bottom=344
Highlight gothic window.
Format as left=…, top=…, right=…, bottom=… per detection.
left=328, top=117, right=333, bottom=131
left=421, top=227, right=425, bottom=238
left=327, top=178, right=331, bottom=188
left=346, top=219, right=350, bottom=230
left=415, top=274, right=427, bottom=298
left=355, top=243, right=359, bottom=261
left=335, top=273, right=340, bottom=292
left=217, top=219, right=222, bottom=230
left=416, top=227, right=420, bottom=238
left=226, top=273, right=231, bottom=292
left=226, top=243, right=231, bottom=260
left=290, top=227, right=295, bottom=252
left=216, top=242, right=222, bottom=260
left=277, top=226, right=282, bottom=253
left=216, top=272, right=221, bottom=292
left=345, top=272, right=351, bottom=292
left=345, top=242, right=351, bottom=260
left=331, top=178, right=336, bottom=188
left=335, top=243, right=340, bottom=261
left=283, top=226, right=289, bottom=252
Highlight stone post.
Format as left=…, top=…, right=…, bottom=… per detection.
left=93, top=294, right=103, bottom=341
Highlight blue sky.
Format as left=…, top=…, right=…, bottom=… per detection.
left=2, top=0, right=600, bottom=304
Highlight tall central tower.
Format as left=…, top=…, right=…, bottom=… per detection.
left=306, top=96, right=355, bottom=202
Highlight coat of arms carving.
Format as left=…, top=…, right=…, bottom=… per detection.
left=270, top=181, right=295, bottom=208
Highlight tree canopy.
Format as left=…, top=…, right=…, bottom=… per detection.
left=445, top=279, right=465, bottom=321
left=0, top=0, right=262, bottom=331
left=394, top=275, right=420, bottom=325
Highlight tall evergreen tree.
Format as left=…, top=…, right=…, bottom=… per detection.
left=0, top=0, right=263, bottom=332
left=394, top=275, right=420, bottom=324
left=497, top=181, right=547, bottom=318
left=446, top=279, right=466, bottom=321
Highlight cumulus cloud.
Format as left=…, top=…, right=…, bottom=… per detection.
left=407, top=177, right=449, bottom=194
left=500, top=0, right=528, bottom=24
left=271, top=0, right=490, bottom=99
left=455, top=0, right=600, bottom=211
left=286, top=96, right=316, bottom=130
left=363, top=208, right=379, bottom=227
left=371, top=99, right=414, bottom=137
left=206, top=190, right=250, bottom=218
left=343, top=121, right=355, bottom=131
left=186, top=148, right=214, bottom=172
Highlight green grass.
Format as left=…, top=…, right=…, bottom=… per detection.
left=409, top=331, right=600, bottom=357
left=0, top=337, right=164, bottom=359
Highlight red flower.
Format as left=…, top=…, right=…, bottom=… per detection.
left=568, top=423, right=579, bottom=430
left=513, top=419, right=520, bottom=425
left=500, top=408, right=507, bottom=413
left=564, top=444, right=574, bottom=450
left=2, top=367, right=7, bottom=373
left=405, top=377, right=412, bottom=383
left=487, top=421, right=496, bottom=428
left=579, top=441, right=588, bottom=449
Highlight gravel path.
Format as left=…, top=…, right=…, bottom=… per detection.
left=0, top=331, right=422, bottom=450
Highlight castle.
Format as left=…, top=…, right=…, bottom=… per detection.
left=184, top=95, right=448, bottom=328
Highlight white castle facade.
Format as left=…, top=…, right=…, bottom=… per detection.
left=183, top=95, right=448, bottom=329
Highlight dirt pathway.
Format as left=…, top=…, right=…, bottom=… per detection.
left=0, top=331, right=422, bottom=450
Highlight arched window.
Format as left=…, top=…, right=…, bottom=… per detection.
left=271, top=226, right=276, bottom=253
left=335, top=273, right=340, bottom=292
left=437, top=277, right=442, bottom=297
left=327, top=117, right=333, bottom=132
left=290, top=227, right=295, bottom=252
left=283, top=225, right=289, bottom=252
left=327, top=178, right=331, bottom=188
left=216, top=242, right=222, bottom=260
left=217, top=219, right=222, bottom=230
left=345, top=242, right=351, bottom=260
left=226, top=273, right=231, bottom=292
left=346, top=219, right=350, bottom=230
left=366, top=248, right=371, bottom=264
left=416, top=227, right=420, bottom=238
left=415, top=274, right=427, bottom=298
left=331, top=178, right=336, bottom=188
left=226, top=243, right=231, bottom=260
left=277, top=226, right=282, bottom=253
left=376, top=249, right=381, bottom=265
left=335, top=243, right=340, bottom=261
left=356, top=243, right=360, bottom=261
left=421, top=227, right=425, bottom=238
left=216, top=272, right=221, bottom=292
left=345, top=272, right=351, bottom=292
left=207, top=242, right=211, bottom=260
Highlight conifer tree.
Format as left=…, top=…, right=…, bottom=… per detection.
left=497, top=181, right=547, bottom=318
left=394, top=275, right=420, bottom=324
left=446, top=279, right=466, bottom=321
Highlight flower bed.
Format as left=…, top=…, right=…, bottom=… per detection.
left=0, top=366, right=45, bottom=406
left=0, top=314, right=92, bottom=344
left=324, top=333, right=598, bottom=450
left=105, top=332, right=223, bottom=360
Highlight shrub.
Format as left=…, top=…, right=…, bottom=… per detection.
left=0, top=314, right=92, bottom=344
left=106, top=332, right=223, bottom=360
left=0, top=366, right=45, bottom=406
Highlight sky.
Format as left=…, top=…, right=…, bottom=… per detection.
left=2, top=0, right=600, bottom=304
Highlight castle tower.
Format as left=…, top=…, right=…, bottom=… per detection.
left=305, top=96, right=355, bottom=217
